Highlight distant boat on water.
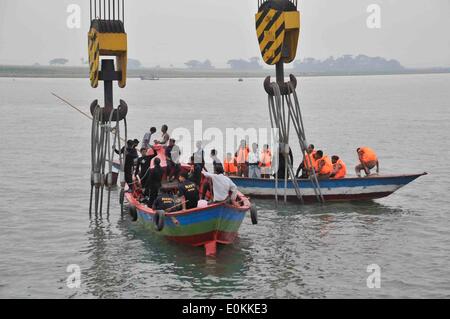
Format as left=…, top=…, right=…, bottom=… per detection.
left=140, top=75, right=160, bottom=81
left=238, top=78, right=244, bottom=82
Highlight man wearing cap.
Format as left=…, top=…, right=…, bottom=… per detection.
left=178, top=172, right=199, bottom=210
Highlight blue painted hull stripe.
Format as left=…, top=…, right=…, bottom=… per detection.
left=137, top=206, right=246, bottom=226
left=232, top=175, right=421, bottom=189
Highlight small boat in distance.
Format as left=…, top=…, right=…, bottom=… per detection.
left=238, top=78, right=244, bottom=82
left=231, top=173, right=426, bottom=203
left=140, top=75, right=160, bottom=81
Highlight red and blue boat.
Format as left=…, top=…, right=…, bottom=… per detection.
left=231, top=173, right=426, bottom=203
left=125, top=191, right=254, bottom=256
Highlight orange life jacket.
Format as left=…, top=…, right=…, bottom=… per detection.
left=316, top=155, right=333, bottom=175
left=304, top=150, right=317, bottom=170
left=259, top=150, right=272, bottom=167
left=333, top=159, right=347, bottom=179
left=237, top=146, right=249, bottom=164
left=359, top=147, right=378, bottom=164
left=224, top=158, right=238, bottom=173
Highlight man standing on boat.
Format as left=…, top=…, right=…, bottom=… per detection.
left=210, top=149, right=223, bottom=173
left=355, top=147, right=379, bottom=177
left=236, top=140, right=249, bottom=177
left=145, top=158, right=164, bottom=205
left=154, top=124, right=170, bottom=146
left=142, top=127, right=157, bottom=149
left=248, top=143, right=261, bottom=179
left=116, top=140, right=139, bottom=191
left=260, top=144, right=272, bottom=179
left=166, top=139, right=181, bottom=182
left=135, top=147, right=157, bottom=187
left=201, top=166, right=238, bottom=203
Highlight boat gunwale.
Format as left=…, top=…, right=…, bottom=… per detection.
left=230, top=172, right=427, bottom=183
left=125, top=192, right=251, bottom=217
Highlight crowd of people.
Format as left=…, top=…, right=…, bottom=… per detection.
left=120, top=125, right=380, bottom=211
left=120, top=125, right=239, bottom=212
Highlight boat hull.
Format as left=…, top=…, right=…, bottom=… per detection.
left=231, top=173, right=426, bottom=203
left=125, top=193, right=249, bottom=255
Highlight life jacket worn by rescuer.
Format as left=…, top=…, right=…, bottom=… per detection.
left=316, top=155, right=333, bottom=175
left=259, top=150, right=272, bottom=167
left=333, top=159, right=347, bottom=179
left=224, top=158, right=238, bottom=174
left=237, top=146, right=249, bottom=164
left=359, top=147, right=378, bottom=164
left=304, top=150, right=317, bottom=170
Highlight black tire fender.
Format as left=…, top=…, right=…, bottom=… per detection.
left=250, top=203, right=258, bottom=225
left=128, top=205, right=138, bottom=222
left=154, top=210, right=165, bottom=231
left=119, top=189, right=125, bottom=205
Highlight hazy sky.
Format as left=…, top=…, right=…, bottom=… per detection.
left=0, top=0, right=449, bottom=67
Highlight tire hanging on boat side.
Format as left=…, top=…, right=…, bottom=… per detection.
left=128, top=205, right=138, bottom=222
left=154, top=210, right=165, bottom=231
left=250, top=203, right=258, bottom=225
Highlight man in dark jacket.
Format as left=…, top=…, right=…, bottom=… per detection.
left=145, top=157, right=163, bottom=206
left=116, top=140, right=139, bottom=190
left=135, top=147, right=157, bottom=188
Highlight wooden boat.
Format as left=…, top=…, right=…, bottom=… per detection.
left=230, top=173, right=426, bottom=203
left=123, top=144, right=255, bottom=256
left=125, top=191, right=253, bottom=256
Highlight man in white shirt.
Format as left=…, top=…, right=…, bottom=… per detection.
left=248, top=143, right=261, bottom=179
left=201, top=166, right=238, bottom=203
left=154, top=124, right=170, bottom=146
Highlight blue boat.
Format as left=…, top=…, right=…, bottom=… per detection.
left=231, top=173, right=426, bottom=203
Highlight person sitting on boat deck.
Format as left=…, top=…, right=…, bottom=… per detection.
left=275, top=144, right=293, bottom=180
left=152, top=187, right=178, bottom=212
left=314, top=150, right=333, bottom=179
left=248, top=143, right=261, bottom=179
left=145, top=157, right=164, bottom=206
left=296, top=144, right=317, bottom=178
left=260, top=144, right=272, bottom=179
left=330, top=155, right=347, bottom=179
left=154, top=124, right=170, bottom=146
left=135, top=147, right=157, bottom=188
left=166, top=138, right=181, bottom=182
left=223, top=152, right=238, bottom=176
left=116, top=140, right=139, bottom=191
left=142, top=126, right=157, bottom=149
left=178, top=172, right=200, bottom=210
left=201, top=165, right=238, bottom=203
left=355, top=147, right=379, bottom=177
left=236, top=140, right=249, bottom=177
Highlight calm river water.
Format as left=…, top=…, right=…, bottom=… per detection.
left=0, top=74, right=449, bottom=298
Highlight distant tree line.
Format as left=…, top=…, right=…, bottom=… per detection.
left=227, top=57, right=263, bottom=70
left=293, top=55, right=405, bottom=73
left=185, top=59, right=214, bottom=70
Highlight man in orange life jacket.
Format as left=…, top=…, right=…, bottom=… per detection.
left=259, top=144, right=272, bottom=179
left=236, top=140, right=249, bottom=177
left=355, top=147, right=379, bottom=177
left=314, top=150, right=333, bottom=179
left=296, top=144, right=317, bottom=178
left=331, top=155, right=347, bottom=179
left=224, top=152, right=238, bottom=176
